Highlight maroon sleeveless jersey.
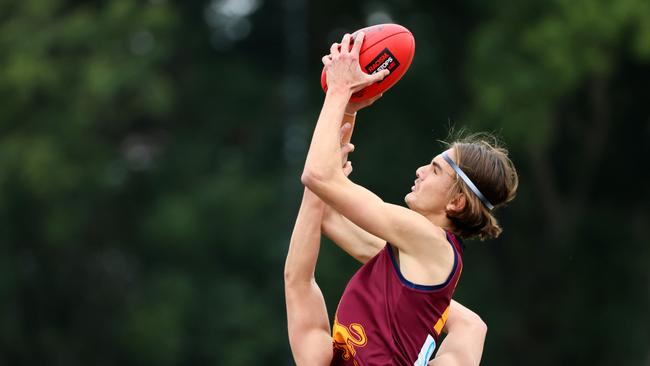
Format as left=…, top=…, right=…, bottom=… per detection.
left=331, top=231, right=463, bottom=366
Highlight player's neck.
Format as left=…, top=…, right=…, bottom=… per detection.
left=424, top=211, right=454, bottom=232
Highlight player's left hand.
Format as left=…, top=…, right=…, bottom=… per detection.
left=322, top=32, right=389, bottom=94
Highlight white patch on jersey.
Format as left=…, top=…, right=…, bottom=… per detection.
left=414, top=334, right=436, bottom=366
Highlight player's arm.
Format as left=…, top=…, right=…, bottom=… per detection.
left=286, top=121, right=357, bottom=366
left=428, top=300, right=487, bottom=366
left=302, top=33, right=447, bottom=262
left=322, top=204, right=386, bottom=263
left=320, top=87, right=387, bottom=264
left=284, top=187, right=333, bottom=366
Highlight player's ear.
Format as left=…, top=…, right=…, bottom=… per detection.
left=446, top=192, right=466, bottom=213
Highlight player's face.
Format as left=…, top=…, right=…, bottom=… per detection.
left=405, top=149, right=458, bottom=215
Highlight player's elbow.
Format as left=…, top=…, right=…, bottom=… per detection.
left=463, top=312, right=488, bottom=336
left=283, top=265, right=294, bottom=285
left=284, top=257, right=309, bottom=286
left=300, top=169, right=319, bottom=188
left=476, top=317, right=488, bottom=336
left=283, top=255, right=297, bottom=286
left=449, top=306, right=488, bottom=335
left=283, top=266, right=312, bottom=288
left=301, top=168, right=332, bottom=192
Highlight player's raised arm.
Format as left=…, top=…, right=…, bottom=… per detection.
left=286, top=120, right=361, bottom=366
left=321, top=204, right=385, bottom=263
left=320, top=95, right=387, bottom=264
left=284, top=187, right=332, bottom=366
left=302, top=33, right=451, bottom=274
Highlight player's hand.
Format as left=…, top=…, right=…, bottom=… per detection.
left=341, top=142, right=354, bottom=166
left=322, top=32, right=389, bottom=94
left=340, top=123, right=354, bottom=177
left=345, top=93, right=383, bottom=114
left=340, top=123, right=354, bottom=164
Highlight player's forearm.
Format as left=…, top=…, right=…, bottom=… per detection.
left=321, top=205, right=384, bottom=264
left=322, top=205, right=364, bottom=263
left=302, top=89, right=351, bottom=186
left=284, top=188, right=326, bottom=284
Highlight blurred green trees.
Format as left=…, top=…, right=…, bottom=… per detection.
left=0, top=0, right=648, bottom=365
left=465, top=0, right=650, bottom=364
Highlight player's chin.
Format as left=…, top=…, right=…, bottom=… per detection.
left=404, top=192, right=415, bottom=207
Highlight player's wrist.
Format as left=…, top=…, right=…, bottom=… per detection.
left=326, top=85, right=354, bottom=99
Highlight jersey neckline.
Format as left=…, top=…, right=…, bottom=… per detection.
left=386, top=231, right=460, bottom=291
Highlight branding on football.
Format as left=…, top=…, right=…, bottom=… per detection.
left=365, top=48, right=400, bottom=75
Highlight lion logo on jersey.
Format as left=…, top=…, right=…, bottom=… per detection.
left=332, top=315, right=367, bottom=365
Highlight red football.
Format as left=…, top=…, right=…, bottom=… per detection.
left=321, top=23, right=415, bottom=102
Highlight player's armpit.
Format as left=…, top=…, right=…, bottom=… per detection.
left=322, top=204, right=386, bottom=264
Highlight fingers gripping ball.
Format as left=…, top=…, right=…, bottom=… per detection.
left=321, top=24, right=415, bottom=102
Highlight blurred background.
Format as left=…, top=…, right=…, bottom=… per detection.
left=1, top=0, right=649, bottom=365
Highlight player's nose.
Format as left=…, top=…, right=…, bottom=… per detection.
left=415, top=165, right=425, bottom=178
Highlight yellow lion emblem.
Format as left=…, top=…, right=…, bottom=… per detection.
left=332, top=315, right=368, bottom=365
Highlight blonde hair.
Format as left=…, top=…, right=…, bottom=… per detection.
left=443, top=133, right=518, bottom=240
